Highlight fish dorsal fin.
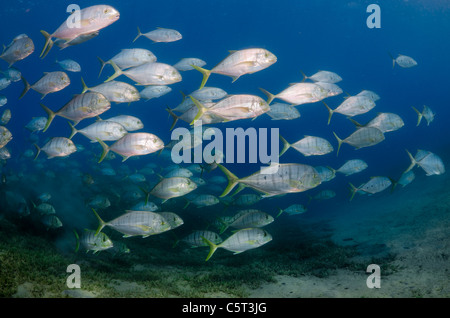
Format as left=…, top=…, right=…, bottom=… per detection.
left=228, top=50, right=237, bottom=54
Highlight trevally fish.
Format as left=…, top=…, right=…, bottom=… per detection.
left=266, top=103, right=300, bottom=121
left=396, top=170, right=415, bottom=188
left=356, top=90, right=380, bottom=102
left=0, top=109, right=11, bottom=125
left=202, top=228, right=272, bottom=261
left=218, top=163, right=321, bottom=197
left=190, top=94, right=270, bottom=125
left=334, top=159, right=368, bottom=176
left=280, top=135, right=333, bottom=157
left=193, top=48, right=277, bottom=89
left=389, top=53, right=417, bottom=68
left=0, top=34, right=34, bottom=66
left=56, top=59, right=81, bottom=72
left=309, top=189, right=336, bottom=202
left=93, top=209, right=171, bottom=238
left=98, top=48, right=157, bottom=76
left=97, top=132, right=164, bottom=163
left=349, top=113, right=404, bottom=133
left=131, top=201, right=159, bottom=212
left=173, top=57, right=206, bottom=71
left=260, top=82, right=328, bottom=106
left=218, top=210, right=274, bottom=233
left=180, top=230, right=223, bottom=248
left=324, top=96, right=376, bottom=125
left=20, top=71, right=70, bottom=99
left=405, top=149, right=445, bottom=176
left=40, top=92, right=111, bottom=131
left=140, top=85, right=172, bottom=100
left=349, top=176, right=392, bottom=201
left=25, top=117, right=47, bottom=133
left=69, top=121, right=128, bottom=142
left=300, top=70, right=342, bottom=84
left=144, top=177, right=197, bottom=202
left=41, top=215, right=63, bottom=230
left=102, top=115, right=144, bottom=131
left=232, top=194, right=262, bottom=206
left=190, top=87, right=228, bottom=101
left=333, top=127, right=385, bottom=156
left=412, top=105, right=435, bottom=126
left=0, top=147, right=11, bottom=160
left=86, top=194, right=111, bottom=210
left=81, top=78, right=140, bottom=104
left=0, top=78, right=11, bottom=91
left=183, top=194, right=219, bottom=209
left=106, top=61, right=182, bottom=85
left=74, top=229, right=113, bottom=254
left=40, top=5, right=120, bottom=58
left=34, top=137, right=77, bottom=159
left=34, top=202, right=56, bottom=215
left=134, top=27, right=182, bottom=43
left=276, top=204, right=307, bottom=217
left=0, top=95, right=7, bottom=107
left=2, top=67, right=22, bottom=82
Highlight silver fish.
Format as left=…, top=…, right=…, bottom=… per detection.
left=181, top=230, right=223, bottom=248
left=405, top=149, right=445, bottom=176
left=74, top=229, right=113, bottom=254
left=301, top=70, right=342, bottom=83
left=202, top=228, right=272, bottom=261
left=333, top=127, right=385, bottom=156
left=34, top=137, right=77, bottom=159
left=390, top=53, right=417, bottom=68
left=20, top=71, right=70, bottom=99
left=0, top=126, right=13, bottom=149
left=173, top=57, right=206, bottom=71
left=102, top=115, right=144, bottom=131
left=0, top=34, right=34, bottom=66
left=56, top=59, right=81, bottom=72
left=349, top=113, right=404, bottom=133
left=140, top=85, right=172, bottom=100
left=280, top=135, right=333, bottom=157
left=40, top=5, right=120, bottom=58
left=97, top=132, right=164, bottom=163
left=93, top=209, right=171, bottom=238
left=134, top=27, right=182, bottom=43
left=412, top=105, right=435, bottom=126
left=40, top=92, right=111, bottom=131
left=349, top=176, right=392, bottom=201
left=146, top=177, right=197, bottom=202
left=81, top=78, right=140, bottom=103
left=98, top=48, right=157, bottom=76
left=335, top=159, right=368, bottom=176
left=69, top=120, right=128, bottom=142
left=266, top=103, right=300, bottom=120
left=324, top=96, right=376, bottom=125
left=193, top=48, right=277, bottom=89
left=260, top=83, right=328, bottom=106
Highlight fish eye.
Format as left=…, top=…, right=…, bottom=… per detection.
left=104, top=8, right=110, bottom=14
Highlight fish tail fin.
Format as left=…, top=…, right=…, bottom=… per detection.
left=39, top=30, right=53, bottom=59
left=138, top=186, right=150, bottom=205
left=404, top=149, right=416, bottom=173
left=275, top=208, right=284, bottom=218
left=412, top=106, right=422, bottom=126
left=68, top=122, right=78, bottom=139
left=300, top=70, right=308, bottom=82
left=259, top=87, right=275, bottom=105
left=348, top=183, right=357, bottom=201
left=217, top=164, right=240, bottom=197
left=332, top=132, right=343, bottom=157
left=97, top=56, right=109, bottom=78
left=104, top=60, right=122, bottom=83
left=183, top=198, right=190, bottom=209
left=33, top=143, right=41, bottom=161
left=19, top=76, right=30, bottom=99
left=279, top=134, right=291, bottom=157
left=96, top=138, right=110, bottom=163
left=348, top=117, right=362, bottom=127
left=40, top=103, right=55, bottom=132
left=388, top=177, right=398, bottom=193
left=217, top=217, right=229, bottom=234
left=201, top=236, right=218, bottom=262
left=189, top=96, right=208, bottom=125
left=73, top=230, right=80, bottom=253
left=192, top=65, right=211, bottom=90
left=166, top=106, right=179, bottom=130
left=388, top=51, right=395, bottom=68
left=91, top=208, right=106, bottom=236
left=230, top=183, right=245, bottom=197
left=80, top=76, right=89, bottom=94
left=323, top=101, right=333, bottom=125
left=133, top=26, right=143, bottom=43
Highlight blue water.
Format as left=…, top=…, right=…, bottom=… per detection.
left=1, top=0, right=449, bottom=298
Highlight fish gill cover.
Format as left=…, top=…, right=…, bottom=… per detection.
left=0, top=0, right=449, bottom=298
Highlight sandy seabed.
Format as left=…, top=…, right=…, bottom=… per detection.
left=246, top=171, right=450, bottom=298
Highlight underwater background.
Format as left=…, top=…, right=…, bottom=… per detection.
left=0, top=0, right=449, bottom=298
